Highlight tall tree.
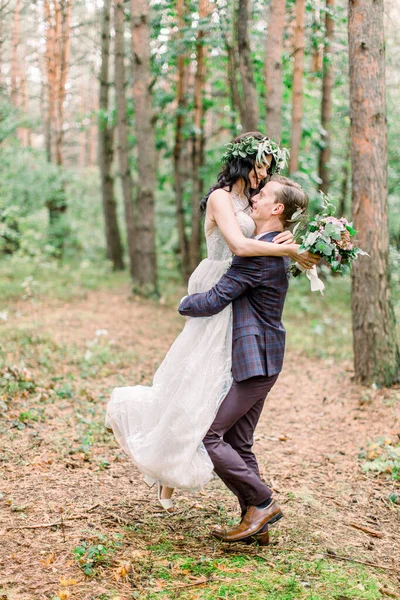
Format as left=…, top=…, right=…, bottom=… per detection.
left=131, top=0, right=157, bottom=293
left=11, top=0, right=29, bottom=146
left=43, top=0, right=72, bottom=166
left=265, top=0, right=285, bottom=142
left=311, top=4, right=323, bottom=75
left=318, top=0, right=335, bottom=194
left=339, top=139, right=350, bottom=218
left=237, top=0, right=259, bottom=131
left=349, top=0, right=399, bottom=386
left=99, top=0, right=124, bottom=270
left=216, top=0, right=244, bottom=131
left=189, top=0, right=210, bottom=274
left=289, top=0, right=305, bottom=173
left=114, top=0, right=137, bottom=279
left=11, top=0, right=20, bottom=105
left=174, top=0, right=190, bottom=281
left=42, top=0, right=73, bottom=250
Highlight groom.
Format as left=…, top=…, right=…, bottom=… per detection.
left=179, top=175, right=316, bottom=545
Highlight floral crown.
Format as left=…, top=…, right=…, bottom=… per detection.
left=221, top=136, right=289, bottom=175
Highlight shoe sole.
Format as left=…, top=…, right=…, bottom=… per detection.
left=267, top=511, right=283, bottom=526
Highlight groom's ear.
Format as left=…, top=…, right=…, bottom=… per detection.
left=272, top=201, right=285, bottom=216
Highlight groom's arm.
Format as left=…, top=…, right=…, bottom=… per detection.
left=178, top=256, right=264, bottom=317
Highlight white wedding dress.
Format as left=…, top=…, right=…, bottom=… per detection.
left=105, top=192, right=256, bottom=490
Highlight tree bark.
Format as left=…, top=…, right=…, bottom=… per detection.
left=114, top=0, right=137, bottom=279
left=289, top=0, right=306, bottom=173
left=311, top=4, right=323, bottom=75
left=0, top=0, right=4, bottom=89
left=43, top=0, right=72, bottom=166
left=237, top=0, right=258, bottom=131
left=131, top=0, right=157, bottom=294
left=265, top=0, right=285, bottom=142
left=42, top=0, right=73, bottom=251
left=318, top=0, right=335, bottom=194
left=18, top=61, right=30, bottom=146
left=98, top=0, right=124, bottom=270
left=55, top=0, right=71, bottom=166
left=11, top=0, right=20, bottom=105
left=189, top=0, right=210, bottom=274
left=216, top=0, right=244, bottom=132
left=349, top=0, right=399, bottom=386
left=174, top=0, right=190, bottom=281
left=339, top=139, right=350, bottom=218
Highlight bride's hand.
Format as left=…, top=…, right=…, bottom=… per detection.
left=287, top=244, right=320, bottom=270
left=272, top=230, right=294, bottom=244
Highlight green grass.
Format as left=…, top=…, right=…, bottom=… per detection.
left=0, top=254, right=130, bottom=308
left=284, top=274, right=353, bottom=360
left=137, top=548, right=384, bottom=599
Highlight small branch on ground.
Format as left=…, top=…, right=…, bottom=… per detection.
left=324, top=550, right=398, bottom=572
left=347, top=521, right=384, bottom=538
left=152, top=576, right=218, bottom=593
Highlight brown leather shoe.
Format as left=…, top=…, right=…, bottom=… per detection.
left=214, top=501, right=282, bottom=543
left=211, top=525, right=227, bottom=540
left=254, top=529, right=270, bottom=546
left=211, top=525, right=270, bottom=546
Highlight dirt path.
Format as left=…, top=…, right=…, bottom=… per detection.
left=0, top=288, right=399, bottom=599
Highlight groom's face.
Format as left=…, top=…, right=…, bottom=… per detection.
left=251, top=181, right=284, bottom=223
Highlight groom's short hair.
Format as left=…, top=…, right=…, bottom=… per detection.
left=271, top=175, right=309, bottom=228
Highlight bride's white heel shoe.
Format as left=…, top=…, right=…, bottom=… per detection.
left=157, top=482, right=174, bottom=513
left=143, top=474, right=156, bottom=488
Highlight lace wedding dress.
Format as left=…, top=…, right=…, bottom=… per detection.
left=105, top=192, right=256, bottom=490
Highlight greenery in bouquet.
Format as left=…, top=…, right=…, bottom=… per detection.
left=289, top=193, right=368, bottom=278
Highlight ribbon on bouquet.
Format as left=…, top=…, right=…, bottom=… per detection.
left=295, top=264, right=325, bottom=294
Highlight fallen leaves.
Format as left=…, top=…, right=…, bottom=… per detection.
left=59, top=578, right=78, bottom=586
left=113, top=562, right=131, bottom=580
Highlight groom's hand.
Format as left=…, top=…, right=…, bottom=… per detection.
left=295, top=248, right=321, bottom=270
left=272, top=231, right=294, bottom=245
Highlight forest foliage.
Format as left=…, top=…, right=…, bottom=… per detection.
left=0, top=0, right=399, bottom=284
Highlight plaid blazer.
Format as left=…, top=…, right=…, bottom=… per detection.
left=178, top=232, right=290, bottom=382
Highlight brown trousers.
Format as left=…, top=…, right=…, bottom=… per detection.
left=203, top=374, right=278, bottom=515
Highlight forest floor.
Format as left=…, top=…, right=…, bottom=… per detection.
left=0, top=283, right=399, bottom=600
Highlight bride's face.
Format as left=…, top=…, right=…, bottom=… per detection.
left=248, top=155, right=272, bottom=189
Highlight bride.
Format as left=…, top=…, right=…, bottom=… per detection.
left=105, top=132, right=317, bottom=511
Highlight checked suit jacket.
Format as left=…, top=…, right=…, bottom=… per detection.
left=178, top=231, right=291, bottom=383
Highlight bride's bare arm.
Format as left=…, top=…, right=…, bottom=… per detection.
left=207, top=190, right=318, bottom=267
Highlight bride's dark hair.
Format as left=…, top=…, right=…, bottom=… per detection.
left=200, top=131, right=274, bottom=214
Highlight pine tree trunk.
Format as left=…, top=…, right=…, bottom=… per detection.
left=216, top=0, right=244, bottom=130
left=19, top=62, right=30, bottom=146
left=43, top=0, right=73, bottom=252
left=339, top=139, right=350, bottom=218
left=79, top=79, right=86, bottom=167
left=289, top=0, right=306, bottom=173
left=44, top=0, right=56, bottom=162
left=189, top=0, right=209, bottom=274
left=349, top=0, right=399, bottom=386
left=131, top=0, right=157, bottom=294
left=55, top=0, right=71, bottom=167
left=237, top=0, right=258, bottom=131
left=0, top=1, right=4, bottom=89
left=318, top=0, right=335, bottom=194
left=174, top=0, right=190, bottom=282
left=11, top=0, right=20, bottom=105
left=114, top=0, right=137, bottom=279
left=99, top=0, right=124, bottom=271
left=265, top=0, right=285, bottom=142
left=311, top=5, right=323, bottom=75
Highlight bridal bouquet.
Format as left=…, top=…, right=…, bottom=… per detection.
left=290, top=193, right=368, bottom=279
